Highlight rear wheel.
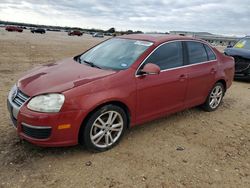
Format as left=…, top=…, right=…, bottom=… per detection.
left=81, top=105, right=127, bottom=152
left=202, top=82, right=225, bottom=112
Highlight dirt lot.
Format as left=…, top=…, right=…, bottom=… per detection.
left=0, top=28, right=249, bottom=188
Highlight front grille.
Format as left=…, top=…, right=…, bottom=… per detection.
left=12, top=89, right=29, bottom=107
left=22, top=123, right=52, bottom=139
left=234, top=57, right=250, bottom=72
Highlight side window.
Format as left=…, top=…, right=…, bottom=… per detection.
left=204, top=44, right=216, bottom=60
left=144, top=41, right=183, bottom=70
left=187, top=41, right=208, bottom=64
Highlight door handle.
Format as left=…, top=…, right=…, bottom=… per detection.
left=179, top=74, right=187, bottom=82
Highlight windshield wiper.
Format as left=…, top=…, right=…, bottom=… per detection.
left=82, top=60, right=102, bottom=69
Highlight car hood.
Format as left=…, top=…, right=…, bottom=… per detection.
left=18, top=58, right=116, bottom=96
left=224, top=48, right=250, bottom=59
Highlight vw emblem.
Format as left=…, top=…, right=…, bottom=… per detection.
left=11, top=89, right=18, bottom=101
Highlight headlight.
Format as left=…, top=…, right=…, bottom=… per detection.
left=27, top=94, right=65, bottom=113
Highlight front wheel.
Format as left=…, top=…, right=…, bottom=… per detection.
left=81, top=105, right=127, bottom=152
left=202, top=82, right=225, bottom=112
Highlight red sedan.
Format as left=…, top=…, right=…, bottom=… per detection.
left=7, top=34, right=234, bottom=151
left=68, top=30, right=83, bottom=36
left=5, top=26, right=23, bottom=32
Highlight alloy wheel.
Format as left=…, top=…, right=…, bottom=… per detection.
left=209, top=85, right=223, bottom=109
left=90, top=111, right=124, bottom=148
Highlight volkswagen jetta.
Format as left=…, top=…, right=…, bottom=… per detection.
left=7, top=34, right=235, bottom=151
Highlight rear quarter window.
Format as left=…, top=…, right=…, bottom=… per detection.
left=204, top=45, right=216, bottom=61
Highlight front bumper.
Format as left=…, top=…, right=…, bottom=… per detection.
left=234, top=73, right=250, bottom=81
left=234, top=59, right=250, bottom=81
left=7, top=88, right=86, bottom=147
left=7, top=99, right=18, bottom=128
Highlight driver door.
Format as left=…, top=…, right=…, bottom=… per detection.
left=135, top=41, right=188, bottom=124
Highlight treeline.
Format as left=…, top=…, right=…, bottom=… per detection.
left=0, top=20, right=143, bottom=34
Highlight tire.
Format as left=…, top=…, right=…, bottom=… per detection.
left=81, top=104, right=127, bottom=152
left=202, top=82, right=225, bottom=112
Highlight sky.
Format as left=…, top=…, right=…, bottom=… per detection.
left=0, top=0, right=250, bottom=36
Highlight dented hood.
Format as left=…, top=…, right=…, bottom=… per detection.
left=224, top=48, right=250, bottom=59
left=18, top=58, right=116, bottom=96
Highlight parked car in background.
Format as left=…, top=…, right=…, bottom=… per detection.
left=224, top=36, right=250, bottom=81
left=31, top=28, right=46, bottom=34
left=7, top=34, right=234, bottom=152
left=92, top=32, right=104, bottom=38
left=5, top=26, right=23, bottom=32
left=68, top=30, right=82, bottom=36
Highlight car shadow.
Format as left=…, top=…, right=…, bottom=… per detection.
left=2, top=106, right=218, bottom=167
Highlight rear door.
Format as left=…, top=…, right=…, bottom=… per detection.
left=136, top=41, right=188, bottom=123
left=184, top=41, right=217, bottom=108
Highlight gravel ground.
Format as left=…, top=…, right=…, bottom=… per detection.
left=0, top=28, right=249, bottom=188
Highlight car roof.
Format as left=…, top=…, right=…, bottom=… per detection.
left=117, top=34, right=201, bottom=45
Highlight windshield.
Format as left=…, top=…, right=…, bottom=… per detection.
left=234, top=38, right=250, bottom=50
left=79, top=38, right=153, bottom=70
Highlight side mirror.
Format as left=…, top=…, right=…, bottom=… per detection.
left=139, top=63, right=160, bottom=75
